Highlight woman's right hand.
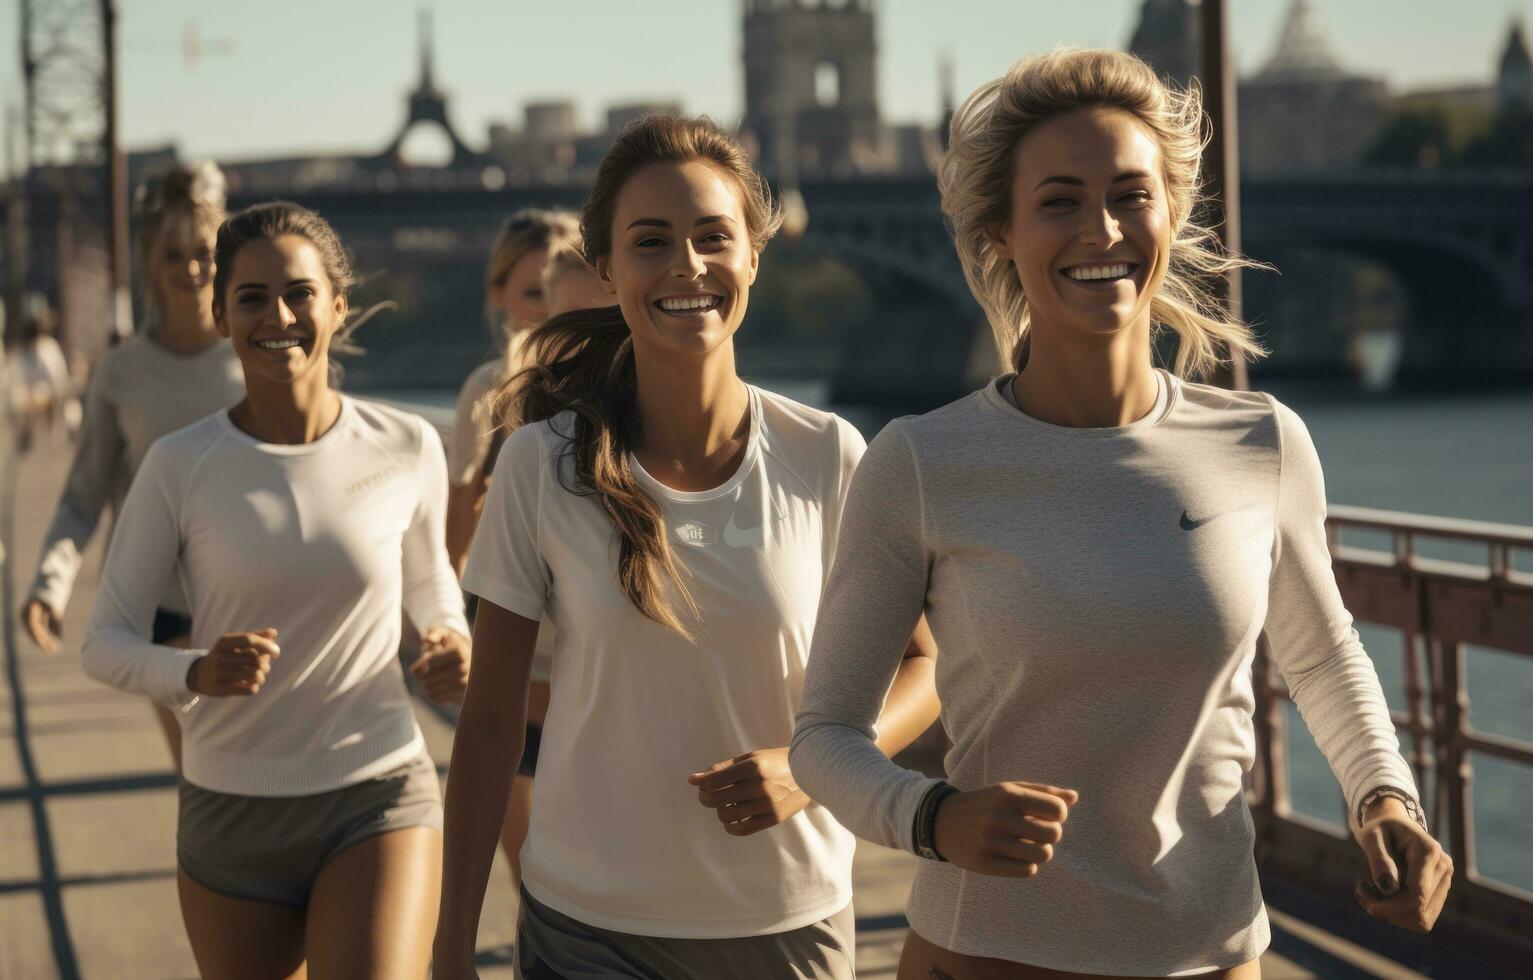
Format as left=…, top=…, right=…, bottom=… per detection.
left=187, top=629, right=281, bottom=696
left=933, top=781, right=1079, bottom=877
left=22, top=598, right=63, bottom=655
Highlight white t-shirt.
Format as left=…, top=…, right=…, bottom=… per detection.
left=83, top=396, right=469, bottom=797
left=463, top=385, right=865, bottom=938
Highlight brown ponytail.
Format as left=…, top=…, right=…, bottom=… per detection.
left=486, top=115, right=780, bottom=637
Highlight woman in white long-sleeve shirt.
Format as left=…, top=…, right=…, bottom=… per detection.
left=23, top=163, right=243, bottom=768
left=790, top=49, right=1453, bottom=979
left=83, top=201, right=471, bottom=979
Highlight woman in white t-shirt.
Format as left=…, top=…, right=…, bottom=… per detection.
left=433, top=115, right=940, bottom=980
left=790, top=50, right=1453, bottom=979
left=84, top=202, right=471, bottom=978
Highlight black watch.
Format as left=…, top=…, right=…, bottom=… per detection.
left=913, top=782, right=959, bottom=861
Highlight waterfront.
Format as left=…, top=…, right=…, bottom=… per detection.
left=370, top=376, right=1533, bottom=897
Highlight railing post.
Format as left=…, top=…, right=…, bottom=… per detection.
left=1252, top=634, right=1287, bottom=821
left=1436, top=639, right=1474, bottom=874
left=1402, top=626, right=1435, bottom=829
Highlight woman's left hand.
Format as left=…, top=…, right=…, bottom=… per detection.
left=689, top=747, right=809, bottom=837
left=1352, top=796, right=1453, bottom=933
left=411, top=626, right=472, bottom=704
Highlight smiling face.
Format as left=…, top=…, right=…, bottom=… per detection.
left=596, top=159, right=759, bottom=359
left=994, top=106, right=1172, bottom=342
left=493, top=245, right=551, bottom=329
left=147, top=211, right=217, bottom=321
left=216, top=234, right=347, bottom=386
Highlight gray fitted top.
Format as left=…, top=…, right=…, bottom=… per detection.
left=31, top=331, right=244, bottom=616
left=790, top=371, right=1415, bottom=975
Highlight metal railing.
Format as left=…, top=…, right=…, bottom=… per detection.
left=1249, top=504, right=1533, bottom=966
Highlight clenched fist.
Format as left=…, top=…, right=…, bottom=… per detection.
left=410, top=626, right=471, bottom=704
left=933, top=781, right=1079, bottom=877
left=188, top=629, right=281, bottom=697
left=690, top=747, right=810, bottom=837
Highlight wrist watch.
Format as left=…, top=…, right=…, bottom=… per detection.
left=913, top=782, right=959, bottom=861
left=1356, top=785, right=1428, bottom=833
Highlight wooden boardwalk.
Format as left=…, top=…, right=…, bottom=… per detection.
left=0, top=429, right=1454, bottom=979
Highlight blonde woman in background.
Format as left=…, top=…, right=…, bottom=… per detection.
left=445, top=209, right=581, bottom=573
left=791, top=50, right=1452, bottom=979
left=22, top=162, right=243, bottom=769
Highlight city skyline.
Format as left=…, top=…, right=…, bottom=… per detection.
left=0, top=0, right=1528, bottom=172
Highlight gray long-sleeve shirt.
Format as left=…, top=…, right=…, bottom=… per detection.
left=30, top=333, right=244, bottom=617
left=790, top=372, right=1416, bottom=976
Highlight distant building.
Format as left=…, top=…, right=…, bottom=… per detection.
left=1391, top=20, right=1529, bottom=117
left=1237, top=0, right=1389, bottom=175
left=1126, top=0, right=1201, bottom=89
left=739, top=0, right=892, bottom=179
left=1498, top=18, right=1532, bottom=111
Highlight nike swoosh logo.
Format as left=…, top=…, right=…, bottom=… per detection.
left=723, top=511, right=767, bottom=548
left=1180, top=510, right=1215, bottom=531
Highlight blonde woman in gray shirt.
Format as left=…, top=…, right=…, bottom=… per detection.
left=791, top=50, right=1453, bottom=979
left=23, top=163, right=243, bottom=768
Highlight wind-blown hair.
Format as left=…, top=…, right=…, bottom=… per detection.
left=939, top=48, right=1266, bottom=379
left=487, top=115, right=780, bottom=637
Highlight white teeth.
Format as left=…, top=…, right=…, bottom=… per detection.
left=658, top=295, right=720, bottom=312
left=254, top=338, right=301, bottom=350
left=1064, top=264, right=1133, bottom=281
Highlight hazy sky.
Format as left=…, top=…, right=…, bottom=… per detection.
left=0, top=0, right=1527, bottom=169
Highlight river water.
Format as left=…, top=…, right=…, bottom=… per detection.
left=370, top=377, right=1533, bottom=894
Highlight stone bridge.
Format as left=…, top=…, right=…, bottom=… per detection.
left=237, top=169, right=1533, bottom=393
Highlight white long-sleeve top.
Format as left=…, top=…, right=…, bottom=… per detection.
left=30, top=333, right=244, bottom=616
left=790, top=372, right=1417, bottom=976
left=83, top=396, right=468, bottom=797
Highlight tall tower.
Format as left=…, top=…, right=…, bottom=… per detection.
left=1498, top=18, right=1532, bottom=111
left=938, top=48, right=956, bottom=152
left=740, top=0, right=887, bottom=179
left=1126, top=0, right=1201, bottom=89
left=375, top=9, right=481, bottom=169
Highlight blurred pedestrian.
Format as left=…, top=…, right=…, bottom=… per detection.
left=445, top=209, right=580, bottom=575
left=22, top=163, right=242, bottom=773
left=8, top=298, right=73, bottom=453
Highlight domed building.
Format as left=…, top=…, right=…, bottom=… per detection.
left=1237, top=0, right=1390, bottom=175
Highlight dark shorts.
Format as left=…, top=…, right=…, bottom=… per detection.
left=519, top=723, right=542, bottom=778
left=177, top=751, right=442, bottom=908
left=515, top=886, right=855, bottom=980
left=151, top=608, right=193, bottom=645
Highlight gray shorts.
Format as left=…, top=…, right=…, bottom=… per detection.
left=177, top=751, right=442, bottom=908
left=514, top=886, right=855, bottom=980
